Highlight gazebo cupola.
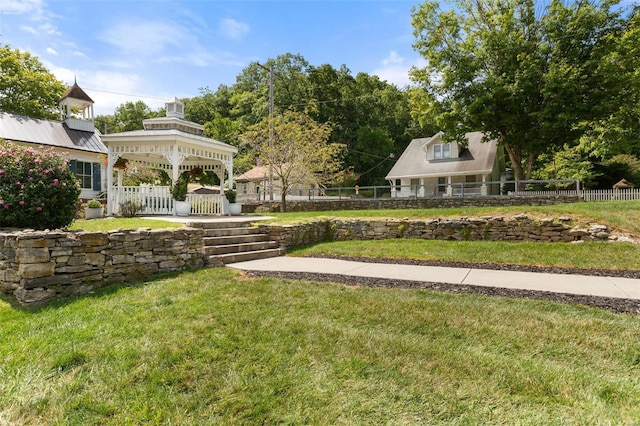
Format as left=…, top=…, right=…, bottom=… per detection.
left=142, top=97, right=204, bottom=135
left=59, top=78, right=95, bottom=132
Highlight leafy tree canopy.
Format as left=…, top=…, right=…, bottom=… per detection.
left=0, top=44, right=66, bottom=120
left=242, top=109, right=344, bottom=211
left=409, top=0, right=638, bottom=181
left=95, top=100, right=163, bottom=134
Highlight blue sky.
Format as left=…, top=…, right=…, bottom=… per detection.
left=1, top=0, right=425, bottom=115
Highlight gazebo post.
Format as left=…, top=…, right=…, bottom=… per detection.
left=106, top=150, right=114, bottom=216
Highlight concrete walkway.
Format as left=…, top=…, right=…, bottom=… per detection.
left=227, top=257, right=640, bottom=300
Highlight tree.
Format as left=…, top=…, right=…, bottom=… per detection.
left=409, top=0, right=636, bottom=182
left=95, top=100, right=163, bottom=134
left=242, top=110, right=344, bottom=211
left=0, top=44, right=66, bottom=120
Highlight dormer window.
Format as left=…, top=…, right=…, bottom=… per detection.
left=434, top=143, right=451, bottom=159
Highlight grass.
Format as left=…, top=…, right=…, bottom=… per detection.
left=1, top=267, right=639, bottom=425
left=261, top=200, right=640, bottom=236
left=265, top=200, right=640, bottom=271
left=69, top=218, right=185, bottom=232
left=291, top=239, right=640, bottom=271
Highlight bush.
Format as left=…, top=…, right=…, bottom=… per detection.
left=86, top=199, right=102, bottom=208
left=119, top=199, right=144, bottom=217
left=0, top=141, right=81, bottom=229
left=225, top=189, right=237, bottom=203
left=172, top=177, right=188, bottom=201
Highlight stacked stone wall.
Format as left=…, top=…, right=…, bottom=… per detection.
left=257, top=215, right=613, bottom=250
left=244, top=195, right=582, bottom=213
left=0, top=228, right=204, bottom=306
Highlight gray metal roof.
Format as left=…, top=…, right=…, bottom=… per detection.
left=0, top=111, right=106, bottom=154
left=386, top=131, right=498, bottom=179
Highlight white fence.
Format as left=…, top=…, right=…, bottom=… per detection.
left=110, top=186, right=224, bottom=215
left=523, top=188, right=640, bottom=202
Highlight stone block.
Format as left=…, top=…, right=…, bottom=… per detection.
left=17, top=237, right=48, bottom=248
left=16, top=247, right=49, bottom=263
left=18, top=261, right=55, bottom=279
left=85, top=253, right=106, bottom=266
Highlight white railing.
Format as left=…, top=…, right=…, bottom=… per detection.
left=520, top=189, right=640, bottom=201
left=187, top=193, right=224, bottom=215
left=111, top=185, right=223, bottom=215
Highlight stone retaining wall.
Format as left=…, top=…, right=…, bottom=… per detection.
left=257, top=215, right=612, bottom=250
left=244, top=195, right=582, bottom=213
left=0, top=228, right=204, bottom=306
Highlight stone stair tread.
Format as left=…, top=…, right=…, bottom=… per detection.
left=204, top=241, right=277, bottom=255
left=203, top=227, right=261, bottom=237
left=207, top=248, right=285, bottom=266
left=187, top=221, right=253, bottom=230
left=204, top=234, right=269, bottom=245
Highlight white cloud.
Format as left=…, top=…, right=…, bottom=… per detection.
left=46, top=47, right=57, bottom=55
left=20, top=25, right=37, bottom=34
left=373, top=51, right=427, bottom=87
left=382, top=51, right=404, bottom=66
left=0, top=0, right=43, bottom=14
left=218, top=18, right=250, bottom=40
left=101, top=20, right=187, bottom=56
left=43, top=60, right=163, bottom=115
left=38, top=21, right=60, bottom=36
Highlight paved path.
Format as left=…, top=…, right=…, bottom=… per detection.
left=227, top=257, right=640, bottom=300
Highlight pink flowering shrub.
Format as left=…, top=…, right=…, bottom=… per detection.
left=0, top=140, right=81, bottom=229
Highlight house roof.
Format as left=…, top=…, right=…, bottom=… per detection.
left=236, top=165, right=271, bottom=182
left=60, top=81, right=94, bottom=103
left=386, top=131, right=498, bottom=180
left=613, top=179, right=634, bottom=188
left=0, top=111, right=106, bottom=154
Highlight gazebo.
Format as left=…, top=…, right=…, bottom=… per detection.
left=101, top=98, right=238, bottom=216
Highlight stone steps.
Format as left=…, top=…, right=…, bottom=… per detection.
left=188, top=221, right=285, bottom=265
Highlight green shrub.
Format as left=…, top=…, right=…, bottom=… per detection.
left=225, top=189, right=237, bottom=203
left=172, top=177, right=188, bottom=201
left=86, top=199, right=101, bottom=208
left=119, top=199, right=144, bottom=218
left=0, top=140, right=81, bottom=229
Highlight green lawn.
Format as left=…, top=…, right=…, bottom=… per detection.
left=69, top=218, right=185, bottom=232
left=1, top=267, right=639, bottom=425
left=291, top=239, right=640, bottom=271
left=261, top=200, right=640, bottom=235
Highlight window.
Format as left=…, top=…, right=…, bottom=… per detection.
left=70, top=160, right=101, bottom=190
left=438, top=177, right=446, bottom=193
left=75, top=161, right=93, bottom=189
left=433, top=143, right=451, bottom=159
left=443, top=143, right=450, bottom=158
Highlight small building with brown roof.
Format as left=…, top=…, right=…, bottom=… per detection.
left=236, top=164, right=318, bottom=202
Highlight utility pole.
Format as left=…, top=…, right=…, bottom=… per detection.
left=257, top=61, right=275, bottom=201
left=268, top=63, right=274, bottom=201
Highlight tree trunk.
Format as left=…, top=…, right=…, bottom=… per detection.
left=503, top=138, right=538, bottom=191
left=280, top=191, right=287, bottom=213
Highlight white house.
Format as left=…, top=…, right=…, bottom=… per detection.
left=386, top=131, right=506, bottom=197
left=0, top=80, right=107, bottom=200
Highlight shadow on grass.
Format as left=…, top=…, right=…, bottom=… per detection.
left=1, top=267, right=212, bottom=313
